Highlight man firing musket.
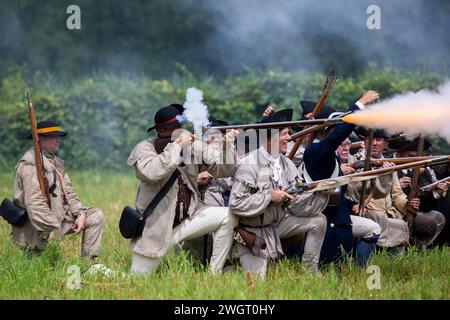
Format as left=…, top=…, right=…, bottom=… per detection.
left=346, top=129, right=443, bottom=253
left=389, top=136, right=447, bottom=249
left=261, top=90, right=383, bottom=267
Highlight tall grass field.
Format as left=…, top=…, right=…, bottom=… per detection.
left=0, top=170, right=448, bottom=299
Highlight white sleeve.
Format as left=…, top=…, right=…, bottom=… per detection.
left=355, top=101, right=365, bottom=110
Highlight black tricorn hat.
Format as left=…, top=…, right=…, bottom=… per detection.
left=208, top=115, right=229, bottom=127
left=354, top=126, right=390, bottom=139
left=259, top=108, right=293, bottom=124
left=26, top=120, right=67, bottom=139
left=168, top=103, right=185, bottom=114
left=388, top=136, right=432, bottom=152
left=147, top=105, right=184, bottom=132
left=300, top=100, right=336, bottom=119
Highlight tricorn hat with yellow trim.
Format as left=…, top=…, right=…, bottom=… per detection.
left=26, top=120, right=67, bottom=139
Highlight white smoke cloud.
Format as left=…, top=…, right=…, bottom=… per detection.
left=180, top=87, right=210, bottom=130
left=202, top=0, right=450, bottom=73
left=348, top=81, right=450, bottom=142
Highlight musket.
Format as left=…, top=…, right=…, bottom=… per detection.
left=286, top=156, right=450, bottom=195
left=210, top=117, right=343, bottom=132
left=287, top=111, right=352, bottom=142
left=287, top=68, right=337, bottom=159
left=350, top=141, right=364, bottom=150
left=357, top=129, right=375, bottom=216
left=420, top=176, right=450, bottom=192
left=288, top=123, right=330, bottom=141
left=27, top=92, right=51, bottom=208
left=406, top=136, right=425, bottom=234
left=350, top=156, right=443, bottom=170
left=386, top=133, right=408, bottom=143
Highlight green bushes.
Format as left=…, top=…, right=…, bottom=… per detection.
left=0, top=66, right=447, bottom=170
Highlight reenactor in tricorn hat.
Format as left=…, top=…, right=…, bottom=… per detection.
left=297, top=93, right=382, bottom=266
left=259, top=93, right=382, bottom=267
left=229, top=108, right=328, bottom=279
left=127, top=104, right=239, bottom=274
left=347, top=130, right=439, bottom=251
left=10, top=120, right=105, bottom=257
left=181, top=116, right=234, bottom=264
left=389, top=137, right=447, bottom=248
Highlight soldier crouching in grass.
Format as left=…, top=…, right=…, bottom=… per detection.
left=127, top=105, right=239, bottom=275
left=347, top=129, right=438, bottom=252
left=229, top=109, right=328, bottom=279
left=11, top=121, right=104, bottom=259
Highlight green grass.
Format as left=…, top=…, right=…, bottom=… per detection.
left=0, top=170, right=449, bottom=299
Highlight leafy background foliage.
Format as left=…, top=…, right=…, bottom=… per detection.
left=0, top=66, right=448, bottom=170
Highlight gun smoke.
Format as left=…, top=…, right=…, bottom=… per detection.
left=203, top=0, right=450, bottom=74
left=343, top=81, right=450, bottom=143
left=179, top=87, right=211, bottom=132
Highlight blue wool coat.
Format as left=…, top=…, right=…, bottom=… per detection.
left=302, top=103, right=360, bottom=265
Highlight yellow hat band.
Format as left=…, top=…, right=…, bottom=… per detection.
left=37, top=127, right=62, bottom=134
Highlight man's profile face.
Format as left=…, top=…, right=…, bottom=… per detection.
left=39, top=136, right=62, bottom=154
left=278, top=128, right=291, bottom=154
left=265, top=128, right=290, bottom=155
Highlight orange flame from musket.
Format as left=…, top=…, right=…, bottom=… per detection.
left=340, top=82, right=450, bottom=142
left=342, top=109, right=427, bottom=128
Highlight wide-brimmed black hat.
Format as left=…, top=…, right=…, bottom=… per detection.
left=168, top=103, right=184, bottom=114
left=300, top=100, right=336, bottom=119
left=388, top=136, right=432, bottom=152
left=354, top=126, right=390, bottom=139
left=147, top=105, right=184, bottom=132
left=26, top=120, right=67, bottom=139
left=208, top=116, right=229, bottom=127
left=257, top=109, right=293, bottom=144
left=259, top=108, right=293, bottom=124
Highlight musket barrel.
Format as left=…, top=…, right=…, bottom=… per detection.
left=211, top=118, right=343, bottom=131
left=307, top=156, right=450, bottom=192
left=420, top=176, right=450, bottom=192
left=27, top=91, right=51, bottom=208
left=355, top=156, right=450, bottom=178
left=370, top=156, right=442, bottom=166
left=288, top=123, right=329, bottom=141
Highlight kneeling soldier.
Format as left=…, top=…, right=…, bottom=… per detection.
left=229, top=109, right=328, bottom=279
left=127, top=105, right=238, bottom=274
left=12, top=121, right=104, bottom=258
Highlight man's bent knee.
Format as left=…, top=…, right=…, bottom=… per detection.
left=86, top=208, right=104, bottom=228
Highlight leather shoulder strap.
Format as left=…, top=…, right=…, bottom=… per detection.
left=142, top=169, right=181, bottom=220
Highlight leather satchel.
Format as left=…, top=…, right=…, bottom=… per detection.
left=0, top=198, right=28, bottom=227
left=119, top=170, right=180, bottom=239
left=233, top=226, right=267, bottom=257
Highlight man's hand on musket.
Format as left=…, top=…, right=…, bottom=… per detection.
left=409, top=197, right=421, bottom=210
left=262, top=105, right=276, bottom=117
left=399, top=176, right=412, bottom=189
left=352, top=204, right=367, bottom=217
left=176, top=132, right=195, bottom=146
left=72, top=213, right=86, bottom=234
left=271, top=189, right=294, bottom=204
left=340, top=163, right=356, bottom=175
left=358, top=90, right=380, bottom=106
left=224, top=129, right=239, bottom=143
left=435, top=182, right=448, bottom=193
left=381, top=161, right=396, bottom=169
